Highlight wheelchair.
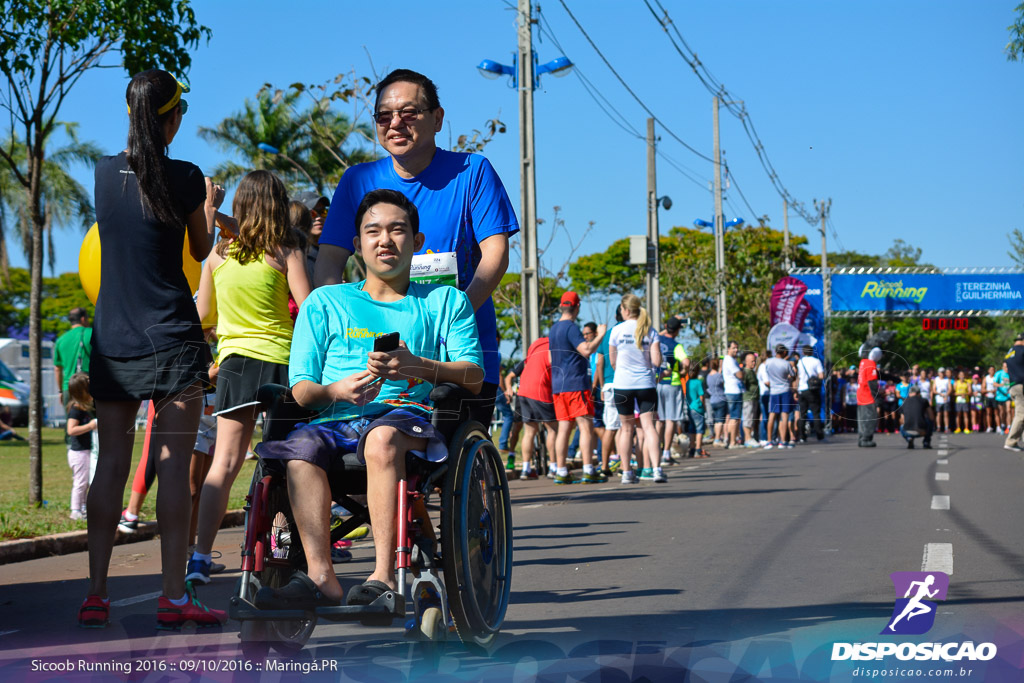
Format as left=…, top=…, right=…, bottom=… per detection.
left=227, top=383, right=513, bottom=656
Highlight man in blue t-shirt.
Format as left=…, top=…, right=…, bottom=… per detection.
left=315, top=68, right=518, bottom=429
left=257, top=189, right=484, bottom=610
left=548, top=291, right=606, bottom=484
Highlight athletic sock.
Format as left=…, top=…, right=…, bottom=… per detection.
left=556, top=467, right=568, bottom=477
left=169, top=594, right=190, bottom=606
left=122, top=510, right=138, bottom=522
left=583, top=464, right=595, bottom=475
left=191, top=551, right=212, bottom=564
left=662, top=450, right=670, bottom=459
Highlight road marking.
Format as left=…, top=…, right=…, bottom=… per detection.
left=931, top=495, right=950, bottom=510
left=0, top=630, right=19, bottom=637
left=937, top=450, right=948, bottom=456
left=521, top=504, right=544, bottom=509
left=922, top=543, right=954, bottom=575
left=936, top=472, right=949, bottom=481
left=110, top=591, right=162, bottom=607
left=937, top=459, right=948, bottom=465
left=683, top=466, right=699, bottom=470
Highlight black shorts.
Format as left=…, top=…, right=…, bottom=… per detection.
left=89, top=340, right=211, bottom=402
left=613, top=386, right=658, bottom=416
left=984, top=397, right=997, bottom=409
left=214, top=354, right=289, bottom=416
left=519, top=396, right=556, bottom=423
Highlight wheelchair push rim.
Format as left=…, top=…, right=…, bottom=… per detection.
left=441, top=421, right=513, bottom=647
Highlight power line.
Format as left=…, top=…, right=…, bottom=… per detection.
left=555, top=0, right=716, bottom=164
left=724, top=162, right=759, bottom=220
left=537, top=5, right=711, bottom=192
left=643, top=0, right=818, bottom=226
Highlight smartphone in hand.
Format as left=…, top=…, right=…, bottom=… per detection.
left=373, top=332, right=400, bottom=353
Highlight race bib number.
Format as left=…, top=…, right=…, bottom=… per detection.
left=410, top=251, right=458, bottom=287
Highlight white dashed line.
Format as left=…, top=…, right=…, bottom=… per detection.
left=936, top=472, right=949, bottom=481
left=522, top=504, right=544, bottom=509
left=683, top=466, right=699, bottom=470
left=922, top=543, right=954, bottom=575
left=931, top=495, right=950, bottom=510
left=937, top=450, right=948, bottom=456
left=937, top=459, right=948, bottom=465
left=110, top=591, right=162, bottom=607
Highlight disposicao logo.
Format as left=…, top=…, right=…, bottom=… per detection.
left=883, top=571, right=947, bottom=635
left=831, top=571, right=998, bottom=663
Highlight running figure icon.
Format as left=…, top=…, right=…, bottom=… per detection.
left=887, top=574, right=940, bottom=632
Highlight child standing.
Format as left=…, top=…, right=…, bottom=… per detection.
left=686, top=365, right=708, bottom=457
left=188, top=170, right=311, bottom=584
left=65, top=373, right=96, bottom=520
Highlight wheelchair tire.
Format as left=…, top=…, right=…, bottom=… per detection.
left=243, top=473, right=315, bottom=655
left=440, top=421, right=513, bottom=648
left=532, top=425, right=549, bottom=476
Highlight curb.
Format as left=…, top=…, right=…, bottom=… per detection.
left=0, top=509, right=246, bottom=566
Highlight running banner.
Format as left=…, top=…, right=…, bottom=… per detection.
left=770, top=276, right=809, bottom=326
left=830, top=273, right=1024, bottom=312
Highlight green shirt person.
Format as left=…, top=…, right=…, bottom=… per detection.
left=53, top=307, right=92, bottom=397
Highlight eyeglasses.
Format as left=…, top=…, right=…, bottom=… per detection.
left=374, top=107, right=431, bottom=126
left=179, top=99, right=189, bottom=116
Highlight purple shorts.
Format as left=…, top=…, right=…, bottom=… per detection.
left=255, top=409, right=447, bottom=471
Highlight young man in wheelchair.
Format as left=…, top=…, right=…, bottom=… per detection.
left=255, top=188, right=484, bottom=609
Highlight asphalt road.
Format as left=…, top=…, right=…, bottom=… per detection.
left=1, top=431, right=1022, bottom=682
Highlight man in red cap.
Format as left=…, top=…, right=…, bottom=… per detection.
left=548, top=291, right=607, bottom=484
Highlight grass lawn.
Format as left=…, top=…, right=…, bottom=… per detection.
left=0, top=427, right=258, bottom=541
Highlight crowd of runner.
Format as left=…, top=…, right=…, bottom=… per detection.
left=831, top=363, right=1015, bottom=435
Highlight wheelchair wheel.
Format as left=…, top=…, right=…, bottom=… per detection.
left=532, top=425, right=549, bottom=476
left=242, top=474, right=315, bottom=655
left=440, top=421, right=513, bottom=648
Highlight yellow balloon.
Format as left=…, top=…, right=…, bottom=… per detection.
left=78, top=222, right=202, bottom=305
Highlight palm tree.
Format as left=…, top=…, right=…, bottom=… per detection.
left=197, top=90, right=375, bottom=195
left=0, top=122, right=101, bottom=280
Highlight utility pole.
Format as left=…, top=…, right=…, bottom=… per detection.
left=712, top=96, right=727, bottom=356
left=518, top=0, right=540, bottom=351
left=646, top=118, right=661, bottom=329
left=815, top=198, right=832, bottom=368
left=783, top=199, right=790, bottom=272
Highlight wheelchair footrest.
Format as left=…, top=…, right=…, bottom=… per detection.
left=229, top=594, right=405, bottom=623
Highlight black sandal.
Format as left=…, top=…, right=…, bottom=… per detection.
left=254, top=570, right=340, bottom=609
left=345, top=580, right=394, bottom=606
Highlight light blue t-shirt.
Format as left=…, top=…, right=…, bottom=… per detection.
left=290, top=281, right=484, bottom=423
left=995, top=369, right=1010, bottom=401
left=597, top=334, right=614, bottom=386
left=319, top=150, right=519, bottom=385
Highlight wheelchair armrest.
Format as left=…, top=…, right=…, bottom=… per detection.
left=257, top=383, right=319, bottom=441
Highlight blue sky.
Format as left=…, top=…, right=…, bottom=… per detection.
left=10, top=1, right=1024, bottom=301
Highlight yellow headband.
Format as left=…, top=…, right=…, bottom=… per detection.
left=126, top=79, right=188, bottom=115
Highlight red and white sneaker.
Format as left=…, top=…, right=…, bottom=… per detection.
left=78, top=595, right=110, bottom=629
left=156, top=594, right=226, bottom=630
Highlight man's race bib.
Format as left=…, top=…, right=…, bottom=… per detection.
left=411, top=251, right=458, bottom=287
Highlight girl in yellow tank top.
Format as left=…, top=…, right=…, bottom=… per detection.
left=190, top=171, right=311, bottom=579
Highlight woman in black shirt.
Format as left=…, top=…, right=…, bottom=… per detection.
left=80, top=69, right=225, bottom=630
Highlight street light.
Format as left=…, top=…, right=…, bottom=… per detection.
left=257, top=142, right=318, bottom=190
left=478, top=1, right=573, bottom=352
left=693, top=216, right=743, bottom=353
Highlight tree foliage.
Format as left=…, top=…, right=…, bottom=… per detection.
left=0, top=268, right=93, bottom=338
left=1007, top=2, right=1024, bottom=61
left=494, top=207, right=594, bottom=358
left=0, top=123, right=101, bottom=279
left=571, top=224, right=815, bottom=359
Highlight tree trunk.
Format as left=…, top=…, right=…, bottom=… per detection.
left=27, top=141, right=44, bottom=506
